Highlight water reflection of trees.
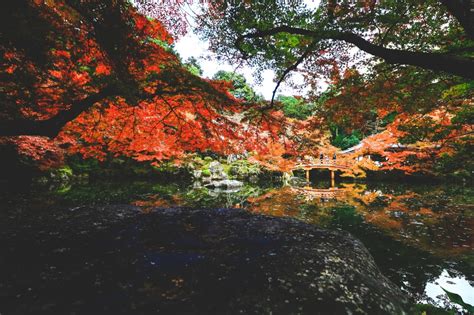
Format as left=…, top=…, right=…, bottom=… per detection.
left=3, top=179, right=472, bottom=309
left=125, top=181, right=471, bottom=261
left=80, top=180, right=471, bottom=304
left=245, top=183, right=473, bottom=302
left=247, top=184, right=472, bottom=258
left=61, top=181, right=471, bottom=263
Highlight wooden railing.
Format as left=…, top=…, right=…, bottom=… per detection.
left=293, top=159, right=350, bottom=170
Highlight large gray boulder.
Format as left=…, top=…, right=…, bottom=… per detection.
left=1, top=206, right=410, bottom=314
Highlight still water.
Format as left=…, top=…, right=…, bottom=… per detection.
left=0, top=177, right=472, bottom=313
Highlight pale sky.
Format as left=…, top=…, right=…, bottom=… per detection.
left=174, top=0, right=321, bottom=100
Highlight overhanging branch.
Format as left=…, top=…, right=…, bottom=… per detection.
left=0, top=85, right=118, bottom=138
left=236, top=26, right=474, bottom=79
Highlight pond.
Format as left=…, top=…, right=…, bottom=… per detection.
left=0, top=177, right=472, bottom=313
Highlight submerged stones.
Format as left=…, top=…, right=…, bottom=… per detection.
left=1, top=205, right=410, bottom=314
left=195, top=160, right=245, bottom=190
left=191, top=158, right=262, bottom=188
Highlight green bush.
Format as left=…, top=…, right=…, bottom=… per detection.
left=229, top=160, right=261, bottom=178
left=277, top=95, right=316, bottom=120
left=332, top=130, right=362, bottom=150
left=434, top=141, right=473, bottom=179
left=68, top=155, right=101, bottom=174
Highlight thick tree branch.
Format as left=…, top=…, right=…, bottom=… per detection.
left=236, top=26, right=474, bottom=79
left=334, top=32, right=474, bottom=79
left=0, top=85, right=118, bottom=138
left=0, top=66, right=240, bottom=137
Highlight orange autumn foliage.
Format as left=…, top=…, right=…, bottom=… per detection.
left=1, top=0, right=291, bottom=166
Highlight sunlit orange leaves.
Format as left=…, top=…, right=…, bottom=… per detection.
left=1, top=0, right=295, bottom=167
left=95, top=63, right=111, bottom=76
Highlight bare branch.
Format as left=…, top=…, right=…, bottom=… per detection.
left=267, top=43, right=315, bottom=110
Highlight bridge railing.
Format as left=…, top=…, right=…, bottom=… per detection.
left=293, top=159, right=350, bottom=169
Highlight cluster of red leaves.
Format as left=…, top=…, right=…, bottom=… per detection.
left=249, top=141, right=295, bottom=172
left=50, top=22, right=290, bottom=164
left=1, top=0, right=181, bottom=120
left=59, top=93, right=293, bottom=165
left=0, top=136, right=64, bottom=171
left=133, top=0, right=189, bottom=39
left=1, top=1, right=294, bottom=167
left=322, top=70, right=401, bottom=134
left=360, top=108, right=471, bottom=174
left=1, top=1, right=111, bottom=120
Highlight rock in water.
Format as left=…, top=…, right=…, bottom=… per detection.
left=1, top=206, right=410, bottom=314
left=206, top=179, right=244, bottom=188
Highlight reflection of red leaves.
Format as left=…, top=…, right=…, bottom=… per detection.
left=377, top=108, right=390, bottom=118
left=4, top=52, right=16, bottom=60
